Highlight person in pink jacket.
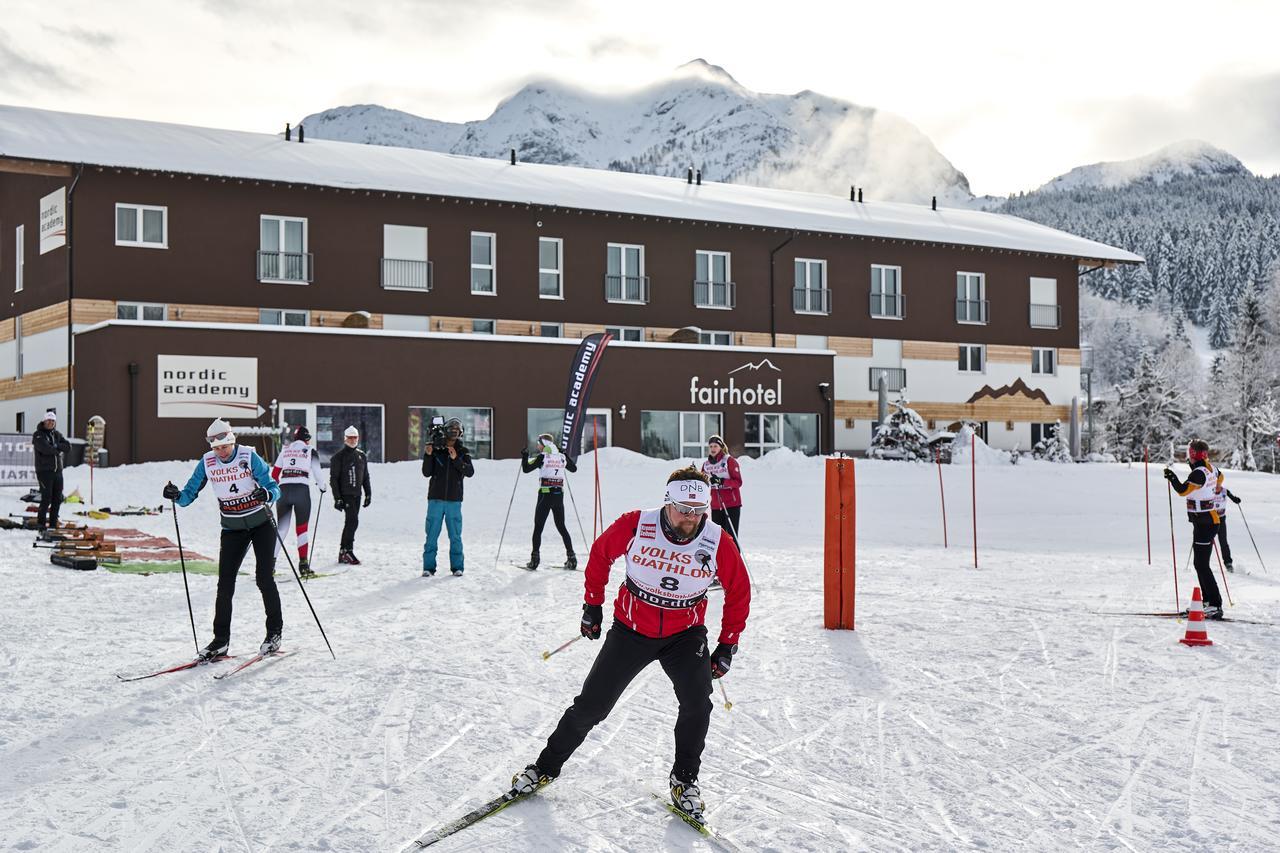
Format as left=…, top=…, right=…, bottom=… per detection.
left=700, top=435, right=742, bottom=545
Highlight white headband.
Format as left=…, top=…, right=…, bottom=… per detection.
left=665, top=479, right=710, bottom=507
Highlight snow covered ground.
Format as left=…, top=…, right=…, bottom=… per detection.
left=2, top=450, right=1279, bottom=852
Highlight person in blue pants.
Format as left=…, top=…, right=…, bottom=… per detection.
left=421, top=418, right=474, bottom=576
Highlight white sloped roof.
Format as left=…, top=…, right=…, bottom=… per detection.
left=0, top=105, right=1142, bottom=264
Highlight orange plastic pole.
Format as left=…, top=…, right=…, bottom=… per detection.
left=823, top=457, right=855, bottom=629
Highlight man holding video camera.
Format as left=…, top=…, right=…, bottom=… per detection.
left=421, top=416, right=474, bottom=576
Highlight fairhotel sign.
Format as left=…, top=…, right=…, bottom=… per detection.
left=688, top=359, right=783, bottom=407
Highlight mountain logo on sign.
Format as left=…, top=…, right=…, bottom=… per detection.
left=729, top=359, right=781, bottom=374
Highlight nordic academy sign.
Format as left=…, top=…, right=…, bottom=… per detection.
left=689, top=358, right=783, bottom=406
left=157, top=355, right=262, bottom=419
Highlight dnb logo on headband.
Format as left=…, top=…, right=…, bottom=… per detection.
left=666, top=479, right=710, bottom=505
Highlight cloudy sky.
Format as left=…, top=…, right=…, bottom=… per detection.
left=3, top=0, right=1278, bottom=195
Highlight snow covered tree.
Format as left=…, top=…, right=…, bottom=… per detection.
left=1104, top=347, right=1186, bottom=462
left=868, top=397, right=931, bottom=461
left=1031, top=421, right=1072, bottom=463
left=1214, top=282, right=1273, bottom=470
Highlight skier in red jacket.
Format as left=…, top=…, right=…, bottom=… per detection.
left=509, top=466, right=751, bottom=821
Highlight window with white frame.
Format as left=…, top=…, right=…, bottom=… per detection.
left=15, top=225, right=24, bottom=292
left=605, top=325, right=644, bottom=342
left=259, top=308, right=309, bottom=327
left=117, top=302, right=167, bottom=322
left=956, top=272, right=987, bottom=323
left=14, top=315, right=22, bottom=379
left=743, top=413, right=783, bottom=457
left=699, top=331, right=733, bottom=346
left=382, top=224, right=430, bottom=291
left=958, top=344, right=985, bottom=373
left=1031, top=422, right=1058, bottom=446
left=115, top=204, right=168, bottom=248
left=1032, top=347, right=1057, bottom=375
left=606, top=243, right=646, bottom=302
left=695, top=250, right=733, bottom=308
left=793, top=258, right=829, bottom=313
left=1030, top=277, right=1060, bottom=328
left=680, top=411, right=723, bottom=458
left=470, top=232, right=496, bottom=294
left=259, top=215, right=309, bottom=282
left=540, top=322, right=562, bottom=337
left=870, top=264, right=902, bottom=318
left=539, top=237, right=563, bottom=298
left=473, top=319, right=496, bottom=334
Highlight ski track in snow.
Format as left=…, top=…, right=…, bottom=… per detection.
left=2, top=452, right=1280, bottom=851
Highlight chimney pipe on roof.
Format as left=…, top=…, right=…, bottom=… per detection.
left=687, top=167, right=693, bottom=184
left=850, top=185, right=855, bottom=202
left=298, top=123, right=304, bottom=143
left=695, top=169, right=701, bottom=186
left=857, top=188, right=863, bottom=203
left=932, top=196, right=937, bottom=211
left=510, top=148, right=516, bottom=165
left=285, top=123, right=291, bottom=142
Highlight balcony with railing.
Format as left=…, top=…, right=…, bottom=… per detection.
left=1030, top=303, right=1061, bottom=328
left=956, top=298, right=989, bottom=324
left=869, top=292, right=904, bottom=319
left=694, top=279, right=736, bottom=309
left=604, top=274, right=650, bottom=304
left=869, top=367, right=907, bottom=392
left=793, top=287, right=831, bottom=314
left=257, top=251, right=313, bottom=283
left=381, top=258, right=432, bottom=291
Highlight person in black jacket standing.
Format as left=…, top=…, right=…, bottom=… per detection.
left=520, top=433, right=578, bottom=569
left=32, top=409, right=71, bottom=532
left=421, top=417, right=474, bottom=576
left=328, top=426, right=371, bottom=565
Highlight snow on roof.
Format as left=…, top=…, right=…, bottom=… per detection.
left=1, top=105, right=1142, bottom=264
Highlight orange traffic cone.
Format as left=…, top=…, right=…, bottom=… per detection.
left=1179, top=587, right=1214, bottom=647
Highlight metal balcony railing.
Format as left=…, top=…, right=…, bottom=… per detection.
left=257, top=250, right=313, bottom=283
left=1030, top=303, right=1061, bottom=328
left=793, top=287, right=831, bottom=314
left=869, top=367, right=907, bottom=392
left=381, top=258, right=432, bottom=291
left=869, top=291, right=904, bottom=318
left=694, top=279, right=736, bottom=309
left=604, top=274, right=650, bottom=304
left=956, top=298, right=989, bottom=323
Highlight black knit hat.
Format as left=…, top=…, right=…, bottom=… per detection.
left=293, top=425, right=311, bottom=442
left=707, top=434, right=725, bottom=448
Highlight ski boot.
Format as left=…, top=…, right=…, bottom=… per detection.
left=260, top=632, right=282, bottom=655
left=338, top=550, right=352, bottom=565
left=525, top=551, right=540, bottom=570
left=510, top=764, right=554, bottom=796
left=1225, top=561, right=1235, bottom=574
left=1203, top=604, right=1225, bottom=620
left=346, top=551, right=362, bottom=566
left=199, top=638, right=230, bottom=662
left=564, top=552, right=578, bottom=570
left=669, top=770, right=705, bottom=820
left=299, top=559, right=316, bottom=579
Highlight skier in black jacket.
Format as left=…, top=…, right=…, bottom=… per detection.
left=1164, top=439, right=1226, bottom=619
left=328, top=426, right=371, bottom=565
left=32, top=409, right=71, bottom=531
left=520, top=433, right=578, bottom=569
left=421, top=417, right=474, bottom=576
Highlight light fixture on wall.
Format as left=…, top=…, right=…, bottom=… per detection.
left=619, top=404, right=627, bottom=420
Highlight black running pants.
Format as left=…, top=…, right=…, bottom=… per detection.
left=339, top=499, right=361, bottom=552
left=1191, top=515, right=1223, bottom=608
left=1216, top=514, right=1233, bottom=567
left=711, top=506, right=741, bottom=546
left=537, top=623, right=712, bottom=781
left=532, top=491, right=573, bottom=554
left=213, top=517, right=282, bottom=644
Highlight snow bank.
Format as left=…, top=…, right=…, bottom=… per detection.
left=948, top=424, right=1013, bottom=465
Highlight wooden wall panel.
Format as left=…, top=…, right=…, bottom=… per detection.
left=1059, top=348, right=1082, bottom=366
left=496, top=319, right=534, bottom=337
left=836, top=398, right=1069, bottom=423
left=0, top=317, right=13, bottom=344
left=902, top=340, right=956, bottom=361
left=829, top=336, right=873, bottom=357
left=171, top=305, right=259, bottom=324
left=0, top=366, right=69, bottom=401
left=23, top=303, right=71, bottom=335
left=73, top=299, right=116, bottom=326
left=566, top=322, right=606, bottom=339
left=987, top=344, right=1033, bottom=364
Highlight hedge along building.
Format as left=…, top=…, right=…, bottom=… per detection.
left=0, top=105, right=1140, bottom=463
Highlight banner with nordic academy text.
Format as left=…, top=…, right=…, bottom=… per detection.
left=39, top=188, right=67, bottom=255
left=156, top=354, right=261, bottom=419
left=0, top=433, right=37, bottom=486
left=559, top=333, right=611, bottom=464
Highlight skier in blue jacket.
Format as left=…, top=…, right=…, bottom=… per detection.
left=163, top=419, right=283, bottom=659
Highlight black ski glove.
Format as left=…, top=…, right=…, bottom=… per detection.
left=162, top=482, right=180, bottom=501
left=580, top=603, right=603, bottom=639
left=710, top=642, right=737, bottom=679
left=251, top=485, right=270, bottom=504
left=1228, top=490, right=1242, bottom=504
left=363, top=494, right=372, bottom=508
left=334, top=497, right=346, bottom=511
left=1162, top=468, right=1177, bottom=484
left=709, top=474, right=723, bottom=485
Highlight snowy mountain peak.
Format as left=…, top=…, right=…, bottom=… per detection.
left=1038, top=140, right=1250, bottom=192
left=298, top=63, right=973, bottom=205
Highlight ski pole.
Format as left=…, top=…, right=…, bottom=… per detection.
left=265, top=506, right=336, bottom=660
left=935, top=445, right=948, bottom=548
left=565, top=476, right=589, bottom=550
left=493, top=460, right=523, bottom=570
left=170, top=497, right=201, bottom=657
left=541, top=635, right=581, bottom=660
left=310, top=490, right=325, bottom=567
left=717, top=679, right=733, bottom=711
left=1166, top=482, right=1180, bottom=614
left=1144, top=446, right=1151, bottom=565
left=1212, top=539, right=1234, bottom=606
left=1237, top=504, right=1269, bottom=574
